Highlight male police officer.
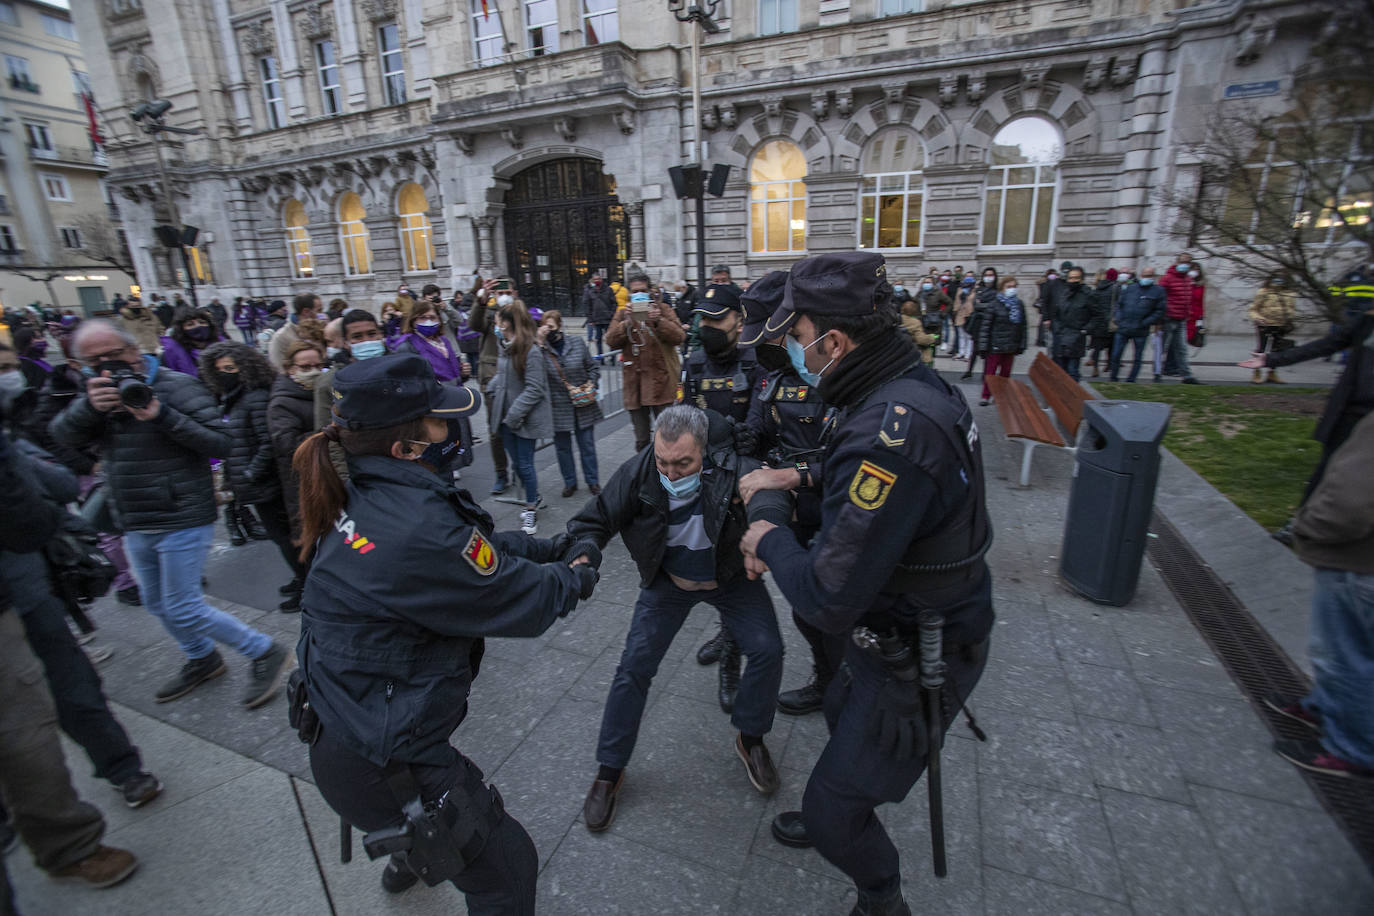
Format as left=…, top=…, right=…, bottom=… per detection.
left=735, top=270, right=842, bottom=716
left=741, top=252, right=994, bottom=916
left=685, top=282, right=768, bottom=712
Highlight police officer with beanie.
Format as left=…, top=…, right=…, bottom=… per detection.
left=686, top=281, right=769, bottom=713
left=291, top=354, right=600, bottom=913
left=741, top=252, right=994, bottom=916
left=734, top=269, right=844, bottom=716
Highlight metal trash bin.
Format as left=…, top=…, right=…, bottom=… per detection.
left=1060, top=400, right=1171, bottom=606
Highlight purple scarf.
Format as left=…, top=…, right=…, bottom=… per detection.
left=405, top=333, right=463, bottom=383
left=22, top=354, right=53, bottom=374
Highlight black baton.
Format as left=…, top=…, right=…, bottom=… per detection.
left=341, top=815, right=352, bottom=864
left=917, top=610, right=947, bottom=878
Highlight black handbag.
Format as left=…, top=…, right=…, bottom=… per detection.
left=78, top=480, right=121, bottom=535
left=45, top=514, right=118, bottom=602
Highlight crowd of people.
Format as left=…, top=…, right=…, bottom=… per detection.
left=0, top=249, right=1369, bottom=914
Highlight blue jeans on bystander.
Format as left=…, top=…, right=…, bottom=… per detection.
left=1301, top=569, right=1374, bottom=769
left=554, top=426, right=599, bottom=489
left=499, top=424, right=540, bottom=506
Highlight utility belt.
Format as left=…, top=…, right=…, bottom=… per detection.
left=884, top=526, right=992, bottom=594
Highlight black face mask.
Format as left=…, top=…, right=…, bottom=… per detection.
left=1067, top=281, right=1082, bottom=291
left=547, top=331, right=563, bottom=347
left=755, top=342, right=790, bottom=373
left=699, top=325, right=736, bottom=359
left=215, top=370, right=241, bottom=392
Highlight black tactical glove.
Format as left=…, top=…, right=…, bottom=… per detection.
left=562, top=539, right=603, bottom=570
left=730, top=419, right=759, bottom=457
left=572, top=563, right=600, bottom=601
left=868, top=675, right=928, bottom=760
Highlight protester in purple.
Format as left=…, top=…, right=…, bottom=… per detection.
left=393, top=299, right=467, bottom=384
left=159, top=307, right=225, bottom=378
left=232, top=298, right=257, bottom=344
left=13, top=326, right=53, bottom=393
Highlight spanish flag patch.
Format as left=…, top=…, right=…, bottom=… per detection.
left=848, top=461, right=897, bottom=511
left=463, top=530, right=500, bottom=576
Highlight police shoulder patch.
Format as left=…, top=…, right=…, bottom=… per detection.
left=876, top=403, right=913, bottom=449
left=462, top=529, right=500, bottom=577
left=848, top=460, right=897, bottom=511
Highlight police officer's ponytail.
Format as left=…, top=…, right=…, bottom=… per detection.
left=292, top=419, right=427, bottom=563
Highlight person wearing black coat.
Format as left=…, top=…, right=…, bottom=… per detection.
left=267, top=341, right=325, bottom=552
left=200, top=342, right=307, bottom=611
left=581, top=276, right=618, bottom=355
left=1041, top=266, right=1094, bottom=380
left=975, top=277, right=1029, bottom=404
left=1086, top=270, right=1119, bottom=377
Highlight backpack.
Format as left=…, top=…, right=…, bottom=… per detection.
left=45, top=513, right=117, bottom=602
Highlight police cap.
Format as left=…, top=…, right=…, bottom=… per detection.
left=765, top=252, right=888, bottom=338
left=331, top=354, right=481, bottom=430
left=739, top=270, right=789, bottom=347
left=693, top=282, right=742, bottom=318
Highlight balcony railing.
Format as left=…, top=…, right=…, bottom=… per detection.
left=28, top=145, right=109, bottom=168
left=8, top=75, right=39, bottom=93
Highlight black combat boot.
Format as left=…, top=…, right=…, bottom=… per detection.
left=850, top=888, right=912, bottom=916
left=238, top=505, right=269, bottom=541
left=718, top=637, right=741, bottom=714
left=777, top=668, right=828, bottom=716
left=697, top=625, right=727, bottom=666
left=224, top=504, right=247, bottom=547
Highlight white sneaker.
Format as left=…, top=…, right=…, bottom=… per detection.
left=520, top=509, right=537, bottom=535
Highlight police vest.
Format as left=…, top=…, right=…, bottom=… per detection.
left=686, top=349, right=757, bottom=423
left=757, top=369, right=828, bottom=462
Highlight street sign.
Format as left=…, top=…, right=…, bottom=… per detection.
left=1223, top=80, right=1281, bottom=100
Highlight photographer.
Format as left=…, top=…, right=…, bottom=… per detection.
left=49, top=321, right=290, bottom=710
left=606, top=276, right=685, bottom=452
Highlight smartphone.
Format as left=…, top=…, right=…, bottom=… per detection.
left=494, top=277, right=514, bottom=292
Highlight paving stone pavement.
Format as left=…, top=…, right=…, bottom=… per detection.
left=7, top=372, right=1372, bottom=916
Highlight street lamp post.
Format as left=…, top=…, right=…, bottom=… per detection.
left=129, top=100, right=202, bottom=309
left=667, top=0, right=722, bottom=297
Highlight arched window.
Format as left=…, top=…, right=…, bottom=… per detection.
left=982, top=116, right=1063, bottom=247
left=338, top=192, right=371, bottom=276
left=396, top=183, right=434, bottom=272
left=284, top=198, right=313, bottom=279
left=750, top=139, right=806, bottom=254
left=859, top=128, right=925, bottom=250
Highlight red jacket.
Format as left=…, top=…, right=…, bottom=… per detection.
left=1159, top=268, right=1194, bottom=320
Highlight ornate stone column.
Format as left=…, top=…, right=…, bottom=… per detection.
left=474, top=216, right=498, bottom=272
left=624, top=200, right=646, bottom=263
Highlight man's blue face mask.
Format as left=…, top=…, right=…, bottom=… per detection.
left=351, top=340, right=386, bottom=360
left=659, top=469, right=701, bottom=499
left=784, top=335, right=821, bottom=385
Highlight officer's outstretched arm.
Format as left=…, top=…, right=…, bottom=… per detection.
left=755, top=443, right=945, bottom=635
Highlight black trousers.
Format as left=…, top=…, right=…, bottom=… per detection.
left=246, top=494, right=307, bottom=581
left=310, top=728, right=537, bottom=915
left=18, top=590, right=142, bottom=786
left=801, top=637, right=988, bottom=897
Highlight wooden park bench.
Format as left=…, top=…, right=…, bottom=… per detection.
left=985, top=352, right=1096, bottom=486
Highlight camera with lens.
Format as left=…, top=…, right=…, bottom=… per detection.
left=96, top=362, right=155, bottom=410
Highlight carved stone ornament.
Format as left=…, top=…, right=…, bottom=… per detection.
left=613, top=108, right=635, bottom=135
left=966, top=70, right=987, bottom=104
left=119, top=184, right=142, bottom=203
left=623, top=199, right=644, bottom=216
left=938, top=75, right=958, bottom=108
left=474, top=215, right=498, bottom=230
left=1083, top=54, right=1108, bottom=93
left=453, top=133, right=474, bottom=155
left=361, top=0, right=398, bottom=23
left=834, top=87, right=853, bottom=118
left=271, top=172, right=296, bottom=189
left=882, top=80, right=906, bottom=105
left=761, top=94, right=784, bottom=119
left=719, top=102, right=737, bottom=129
left=301, top=2, right=332, bottom=41
left=702, top=106, right=719, bottom=131
left=501, top=127, right=524, bottom=149
left=241, top=20, right=273, bottom=56
left=554, top=117, right=577, bottom=143
left=811, top=90, right=828, bottom=121
left=417, top=147, right=436, bottom=170
left=1021, top=61, right=1050, bottom=89
left=1110, top=54, right=1137, bottom=87
left=1234, top=13, right=1276, bottom=66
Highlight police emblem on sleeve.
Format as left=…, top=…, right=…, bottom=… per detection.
left=848, top=460, right=897, bottom=510
left=463, top=530, right=500, bottom=576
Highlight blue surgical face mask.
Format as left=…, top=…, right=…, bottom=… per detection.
left=785, top=335, right=821, bottom=385
left=921, top=282, right=933, bottom=291
left=493, top=325, right=505, bottom=341
left=1139, top=276, right=1155, bottom=286
left=659, top=469, right=701, bottom=499
left=351, top=340, right=386, bottom=360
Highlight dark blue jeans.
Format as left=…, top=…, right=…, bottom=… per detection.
left=1109, top=333, right=1148, bottom=382
left=597, top=574, right=782, bottom=769
left=498, top=425, right=539, bottom=506
left=1301, top=569, right=1374, bottom=769
left=588, top=323, right=609, bottom=355
left=554, top=425, right=599, bottom=488
left=1052, top=353, right=1081, bottom=381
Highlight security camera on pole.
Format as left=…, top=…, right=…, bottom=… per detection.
left=129, top=100, right=202, bottom=309
left=666, top=0, right=729, bottom=297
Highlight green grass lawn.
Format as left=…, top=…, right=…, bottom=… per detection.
left=1091, top=383, right=1326, bottom=531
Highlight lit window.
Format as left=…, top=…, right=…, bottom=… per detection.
left=284, top=199, right=314, bottom=279
left=24, top=123, right=53, bottom=152
left=59, top=227, right=82, bottom=249
left=316, top=41, right=340, bottom=115
left=472, top=0, right=504, bottom=67
left=396, top=183, right=435, bottom=273
left=42, top=13, right=75, bottom=40
left=379, top=24, right=405, bottom=105
left=40, top=173, right=70, bottom=201
left=338, top=192, right=372, bottom=276
left=880, top=0, right=920, bottom=13
left=188, top=246, right=213, bottom=284
left=525, top=0, right=559, bottom=55
left=982, top=116, right=1062, bottom=247
left=859, top=128, right=925, bottom=250
left=582, top=0, right=617, bottom=44
left=260, top=56, right=286, bottom=129
left=758, top=0, right=797, bottom=36
left=750, top=140, right=807, bottom=253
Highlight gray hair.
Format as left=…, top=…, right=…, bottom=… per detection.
left=654, top=405, right=709, bottom=451
left=72, top=319, right=138, bottom=357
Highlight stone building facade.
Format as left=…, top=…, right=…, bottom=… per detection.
left=73, top=0, right=1323, bottom=330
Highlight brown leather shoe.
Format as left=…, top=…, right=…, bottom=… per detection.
left=736, top=734, right=780, bottom=795
left=588, top=484, right=602, bottom=496
left=51, top=845, right=138, bottom=888
left=583, top=772, right=624, bottom=832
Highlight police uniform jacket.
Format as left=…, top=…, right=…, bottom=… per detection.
left=684, top=347, right=764, bottom=423
left=756, top=357, right=994, bottom=647
left=298, top=455, right=586, bottom=768
left=1266, top=310, right=1374, bottom=446
left=567, top=411, right=792, bottom=588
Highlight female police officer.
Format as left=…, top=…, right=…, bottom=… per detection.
left=290, top=354, right=599, bottom=913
